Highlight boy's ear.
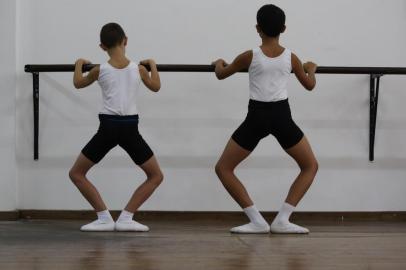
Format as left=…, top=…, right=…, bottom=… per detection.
left=99, top=43, right=107, bottom=51
left=281, top=25, right=286, bottom=33
left=256, top=24, right=264, bottom=37
left=123, top=37, right=128, bottom=47
left=256, top=24, right=261, bottom=34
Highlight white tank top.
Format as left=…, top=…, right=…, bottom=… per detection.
left=98, top=61, right=141, bottom=115
left=249, top=47, right=292, bottom=102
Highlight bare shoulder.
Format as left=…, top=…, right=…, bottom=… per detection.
left=291, top=52, right=303, bottom=68
left=234, top=50, right=253, bottom=69
left=291, top=52, right=299, bottom=61
left=240, top=50, right=253, bottom=57
left=238, top=50, right=253, bottom=62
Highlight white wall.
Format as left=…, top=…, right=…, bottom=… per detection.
left=13, top=0, right=406, bottom=211
left=0, top=0, right=17, bottom=211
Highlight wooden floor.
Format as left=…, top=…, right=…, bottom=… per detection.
left=1, top=219, right=406, bottom=270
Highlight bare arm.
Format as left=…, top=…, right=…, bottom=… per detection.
left=73, top=59, right=99, bottom=89
left=139, top=59, right=161, bottom=92
left=291, top=53, right=317, bottom=91
left=212, top=50, right=253, bottom=80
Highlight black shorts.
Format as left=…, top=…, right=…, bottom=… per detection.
left=82, top=114, right=153, bottom=165
left=232, top=99, right=304, bottom=151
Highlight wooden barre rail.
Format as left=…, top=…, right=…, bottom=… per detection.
left=25, top=64, right=406, bottom=74
left=24, top=64, right=406, bottom=161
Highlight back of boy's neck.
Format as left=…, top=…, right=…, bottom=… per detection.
left=261, top=37, right=280, bottom=47
left=108, top=49, right=128, bottom=64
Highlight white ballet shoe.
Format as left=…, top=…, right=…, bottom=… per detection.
left=270, top=221, right=309, bottom=234
left=230, top=222, right=270, bottom=234
left=115, top=220, right=150, bottom=232
left=80, top=219, right=115, bottom=232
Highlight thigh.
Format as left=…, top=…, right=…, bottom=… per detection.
left=70, top=153, right=96, bottom=175
left=284, top=136, right=317, bottom=169
left=138, top=155, right=162, bottom=178
left=119, top=128, right=154, bottom=166
left=272, top=118, right=304, bottom=150
left=81, top=128, right=117, bottom=164
left=231, top=112, right=269, bottom=152
left=217, top=138, right=252, bottom=170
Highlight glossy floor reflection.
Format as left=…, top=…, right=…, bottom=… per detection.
left=1, top=219, right=406, bottom=269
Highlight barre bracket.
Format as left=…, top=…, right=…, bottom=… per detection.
left=369, top=74, right=382, bottom=162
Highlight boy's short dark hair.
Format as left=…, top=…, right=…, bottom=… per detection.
left=257, top=4, right=286, bottom=37
left=100, top=23, right=126, bottom=49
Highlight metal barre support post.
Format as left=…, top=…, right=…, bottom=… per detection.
left=369, top=74, right=381, bottom=162
left=24, top=64, right=406, bottom=161
left=33, top=73, right=39, bottom=160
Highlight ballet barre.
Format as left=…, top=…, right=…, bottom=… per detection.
left=24, top=64, right=406, bottom=161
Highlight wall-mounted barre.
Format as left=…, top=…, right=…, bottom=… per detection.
left=24, top=64, right=406, bottom=161
left=24, top=64, right=406, bottom=74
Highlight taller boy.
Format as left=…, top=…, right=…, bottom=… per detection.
left=69, top=23, right=163, bottom=232
left=213, top=4, right=319, bottom=234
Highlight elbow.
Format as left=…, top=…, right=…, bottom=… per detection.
left=215, top=73, right=225, bottom=80
left=305, top=82, right=316, bottom=91
left=73, top=78, right=85, bottom=89
left=306, top=85, right=315, bottom=91
left=73, top=82, right=81, bottom=89
left=151, top=83, right=161, bottom=92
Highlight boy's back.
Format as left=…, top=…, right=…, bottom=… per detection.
left=249, top=47, right=291, bottom=102
left=98, top=61, right=141, bottom=115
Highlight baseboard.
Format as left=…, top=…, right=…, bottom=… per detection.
left=3, top=210, right=403, bottom=222
left=0, top=211, right=20, bottom=221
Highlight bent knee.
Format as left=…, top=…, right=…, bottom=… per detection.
left=68, top=169, right=76, bottom=181
left=215, top=162, right=233, bottom=178
left=311, top=160, right=319, bottom=173
left=214, top=163, right=224, bottom=176
left=301, top=159, right=318, bottom=174
left=69, top=169, right=85, bottom=185
left=156, top=172, right=164, bottom=185
left=148, top=171, right=164, bottom=186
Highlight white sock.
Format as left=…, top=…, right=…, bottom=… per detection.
left=117, top=210, right=134, bottom=223
left=271, top=203, right=309, bottom=234
left=96, top=210, right=113, bottom=222
left=243, top=205, right=268, bottom=225
left=273, top=202, right=295, bottom=223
